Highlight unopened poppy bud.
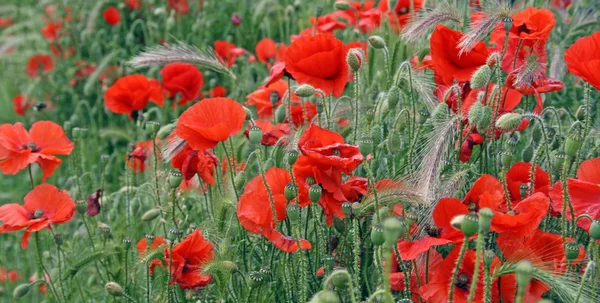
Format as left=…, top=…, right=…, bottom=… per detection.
left=287, top=203, right=300, bottom=223
left=553, top=152, right=566, bottom=171
left=157, top=123, right=176, bottom=139
left=351, top=202, right=361, bottom=217
left=310, top=290, right=340, bottom=303
left=145, top=234, right=155, bottom=246
left=501, top=150, right=513, bottom=168
left=515, top=261, right=533, bottom=288
left=502, top=17, right=514, bottom=32
left=123, top=237, right=132, bottom=250
left=417, top=108, right=430, bottom=124
left=142, top=208, right=161, bottom=221
left=432, top=102, right=449, bottom=120
left=334, top=0, right=351, bottom=10
left=146, top=121, right=160, bottom=134
left=295, top=84, right=316, bottom=98
left=248, top=271, right=263, bottom=288
left=477, top=106, right=493, bottom=132
left=287, top=149, right=299, bottom=166
left=358, top=136, right=373, bottom=156
left=309, top=184, right=322, bottom=203
left=483, top=250, right=495, bottom=266
left=468, top=102, right=483, bottom=127
left=330, top=269, right=349, bottom=288
left=387, top=130, right=401, bottom=154
left=275, top=105, right=286, bottom=123
left=249, top=126, right=262, bottom=144
left=342, top=202, right=352, bottom=217
left=234, top=171, right=246, bottom=191
left=470, top=65, right=492, bottom=89
left=105, top=282, right=125, bottom=297
left=565, top=242, right=581, bottom=262
left=496, top=113, right=522, bottom=131
left=522, top=142, right=534, bottom=162
left=383, top=217, right=405, bottom=246
left=284, top=183, right=296, bottom=200
left=565, top=122, right=584, bottom=158
left=460, top=213, right=479, bottom=237
left=575, top=105, right=586, bottom=121
left=169, top=171, right=183, bottom=188
left=368, top=35, right=386, bottom=49
left=387, top=86, right=400, bottom=109
left=519, top=184, right=529, bottom=198
left=370, top=125, right=383, bottom=145
left=370, top=224, right=385, bottom=246
left=590, top=220, right=600, bottom=240
left=346, top=49, right=362, bottom=72
left=478, top=208, right=494, bottom=233
left=221, top=261, right=238, bottom=271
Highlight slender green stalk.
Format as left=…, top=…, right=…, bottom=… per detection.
left=467, top=233, right=484, bottom=302
left=35, top=233, right=63, bottom=303
left=448, top=236, right=469, bottom=303
left=574, top=261, right=595, bottom=303
left=221, top=140, right=240, bottom=200
left=352, top=217, right=361, bottom=299
left=353, top=70, right=360, bottom=144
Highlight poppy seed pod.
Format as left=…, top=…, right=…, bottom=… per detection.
left=417, top=108, right=430, bottom=124
left=145, top=121, right=160, bottom=134
left=470, top=65, right=492, bottom=89
left=366, top=108, right=376, bottom=123
left=370, top=224, right=385, bottom=246
left=515, top=260, right=533, bottom=288
left=501, top=150, right=513, bottom=169
left=334, top=0, right=351, bottom=10
left=451, top=214, right=466, bottom=230
left=553, top=151, right=567, bottom=171
left=346, top=49, right=362, bottom=72
left=76, top=201, right=87, bottom=215
left=284, top=183, right=296, bottom=200
left=460, top=213, right=479, bottom=237
left=468, top=101, right=484, bottom=127
left=590, top=220, right=600, bottom=240
left=287, top=149, right=299, bottom=166
left=358, top=136, right=373, bottom=156
left=502, top=17, right=514, bottom=32
left=248, top=271, right=263, bottom=288
left=342, top=202, right=352, bottom=217
left=157, top=123, right=176, bottom=139
left=478, top=208, right=494, bottom=233
left=310, top=290, right=340, bottom=303
left=432, top=102, right=449, bottom=120
left=477, top=106, right=492, bottom=132
left=483, top=250, right=495, bottom=266
left=145, top=234, right=155, bottom=246
left=519, top=184, right=529, bottom=199
left=368, top=35, right=386, bottom=49
left=496, top=113, right=522, bottom=131
left=565, top=242, right=581, bottom=262
left=13, top=283, right=31, bottom=298
left=387, top=86, right=400, bottom=109
left=309, top=184, right=322, bottom=202
left=249, top=126, right=262, bottom=144
left=351, top=202, right=361, bottom=217
left=287, top=203, right=300, bottom=223
left=295, top=84, right=316, bottom=98
left=105, top=282, right=125, bottom=297
left=383, top=217, right=405, bottom=246
left=169, top=171, right=183, bottom=188
left=275, top=105, right=287, bottom=123
left=123, top=237, right=132, bottom=250
left=167, top=227, right=180, bottom=241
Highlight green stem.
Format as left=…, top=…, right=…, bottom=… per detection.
left=35, top=233, right=63, bottom=303
left=221, top=141, right=240, bottom=201
left=574, top=261, right=595, bottom=303
left=448, top=236, right=469, bottom=303
left=353, top=70, right=360, bottom=144
left=467, top=233, right=484, bottom=302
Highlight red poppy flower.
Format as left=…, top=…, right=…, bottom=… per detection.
left=564, top=31, right=600, bottom=90
left=391, top=248, right=443, bottom=301
left=40, top=21, right=62, bottom=42
left=13, top=95, right=31, bottom=116
left=550, top=157, right=600, bottom=230
left=490, top=7, right=555, bottom=73
left=125, top=0, right=142, bottom=10
left=505, top=162, right=550, bottom=204
left=86, top=189, right=102, bottom=217
left=175, top=97, right=246, bottom=150
left=208, top=86, right=227, bottom=98
left=136, top=236, right=167, bottom=274
left=161, top=63, right=204, bottom=106
left=255, top=38, right=278, bottom=64
left=265, top=62, right=289, bottom=87
left=0, top=184, right=75, bottom=249
left=0, top=268, right=21, bottom=282
left=103, top=7, right=120, bottom=26
left=430, top=24, right=489, bottom=86
left=418, top=246, right=500, bottom=303
left=104, top=74, right=164, bottom=117
left=504, top=68, right=563, bottom=114
left=214, top=40, right=247, bottom=67
left=246, top=80, right=297, bottom=119
left=171, top=145, right=218, bottom=184
left=165, top=229, right=214, bottom=289
left=26, top=54, right=54, bottom=78
left=298, top=124, right=363, bottom=174
left=244, top=120, right=291, bottom=146
left=127, top=141, right=154, bottom=173
left=0, top=17, right=13, bottom=27
left=0, top=121, right=74, bottom=181
left=459, top=133, right=484, bottom=163
left=292, top=156, right=342, bottom=209
left=490, top=192, right=549, bottom=237
left=334, top=1, right=381, bottom=33
left=551, top=0, right=571, bottom=8
left=237, top=168, right=312, bottom=252
left=285, top=34, right=349, bottom=97
left=379, top=0, right=424, bottom=33
left=462, top=85, right=523, bottom=116
left=168, top=0, right=189, bottom=15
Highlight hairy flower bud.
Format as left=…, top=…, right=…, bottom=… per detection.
left=565, top=122, right=584, bottom=158
left=432, top=102, right=449, bottom=120
left=334, top=0, right=351, bottom=10
left=590, top=220, right=600, bottom=240
left=105, top=282, right=125, bottom=297
left=477, top=106, right=492, bottom=132
left=387, top=86, right=400, bottom=109
left=470, top=65, right=492, bottom=89
left=346, top=48, right=363, bottom=72
left=310, top=290, right=340, bottom=303
left=295, top=84, right=316, bottom=98
left=468, top=101, right=484, bottom=127
left=368, top=35, right=386, bottom=49
left=370, top=125, right=383, bottom=146
left=275, top=105, right=286, bottom=123
left=13, top=283, right=31, bottom=298
left=496, top=113, right=522, bottom=131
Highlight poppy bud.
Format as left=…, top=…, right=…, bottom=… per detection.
left=284, top=183, right=296, bottom=200
left=169, top=171, right=183, bottom=188
left=234, top=171, right=247, bottom=192
left=334, top=0, right=351, bottom=10
left=460, top=213, right=479, bottom=237
left=221, top=261, right=238, bottom=271
left=496, top=113, right=522, bottom=131
left=249, top=126, right=262, bottom=144
left=146, top=121, right=160, bottom=135
left=519, top=184, right=529, bottom=199
left=505, top=136, right=518, bottom=152
left=370, top=125, right=383, bottom=146
left=478, top=208, right=494, bottom=233
left=287, top=203, right=300, bottom=223
left=346, top=49, right=362, bottom=72
left=63, top=121, right=73, bottom=136
left=295, top=84, right=316, bottom=98
left=522, top=142, right=534, bottom=162
left=470, top=65, right=492, bottom=89
left=13, top=283, right=31, bottom=298
left=432, top=102, right=449, bottom=120
left=590, top=220, right=600, bottom=240
left=387, top=130, right=402, bottom=154
left=387, top=86, right=400, bottom=109
left=468, top=101, right=483, bottom=127
left=145, top=234, right=155, bottom=246
left=309, top=184, right=322, bottom=203
left=370, top=224, right=385, bottom=246
left=358, top=136, right=373, bottom=156
left=168, top=227, right=180, bottom=241
left=342, top=202, right=352, bottom=217
left=101, top=154, right=110, bottom=165
left=477, top=106, right=492, bottom=132
left=565, top=122, right=584, bottom=158
left=515, top=260, right=533, bottom=288
left=575, top=105, right=586, bottom=121
left=230, top=13, right=242, bottom=26
left=368, top=35, right=386, bottom=49
left=351, top=202, right=361, bottom=217
left=330, top=269, right=349, bottom=288
left=287, top=149, right=299, bottom=166
left=310, top=290, right=340, bottom=303
left=157, top=123, right=176, bottom=139
left=417, top=108, right=430, bottom=124
left=483, top=250, right=495, bottom=266
left=565, top=242, right=581, bottom=262
left=500, top=150, right=513, bottom=169
left=105, top=282, right=125, bottom=297
left=553, top=151, right=566, bottom=171
left=275, top=105, right=287, bottom=123
left=502, top=17, right=514, bottom=32
left=383, top=217, right=405, bottom=246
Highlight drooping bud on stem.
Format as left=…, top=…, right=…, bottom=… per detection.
left=368, top=35, right=386, bottom=49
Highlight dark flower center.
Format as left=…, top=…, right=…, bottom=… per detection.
left=33, top=209, right=44, bottom=219
left=517, top=24, right=531, bottom=34
left=467, top=200, right=480, bottom=212
left=426, top=224, right=442, bottom=238
left=331, top=148, right=341, bottom=157
left=456, top=272, right=470, bottom=290
left=26, top=142, right=41, bottom=153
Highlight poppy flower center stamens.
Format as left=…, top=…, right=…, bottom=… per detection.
left=26, top=142, right=40, bottom=152
left=306, top=176, right=316, bottom=185
left=33, top=209, right=44, bottom=219
left=425, top=224, right=442, bottom=237
left=467, top=201, right=479, bottom=212
left=456, top=272, right=470, bottom=290
left=517, top=24, right=531, bottom=34
left=331, top=148, right=341, bottom=157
